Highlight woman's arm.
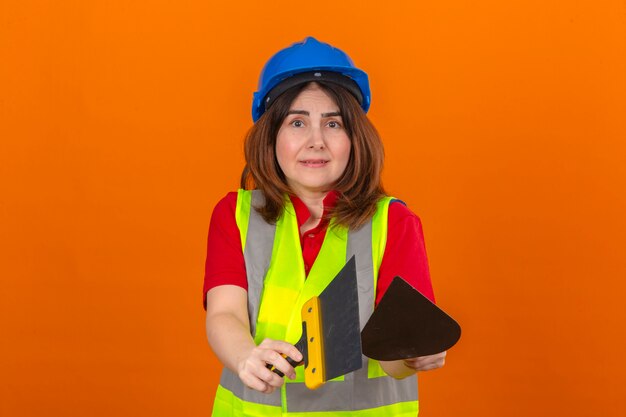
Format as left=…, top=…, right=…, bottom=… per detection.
left=379, top=351, right=447, bottom=379
left=205, top=285, right=303, bottom=394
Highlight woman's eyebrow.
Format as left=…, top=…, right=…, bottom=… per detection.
left=287, top=110, right=309, bottom=115
left=286, top=110, right=342, bottom=117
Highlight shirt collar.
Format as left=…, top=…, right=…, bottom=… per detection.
left=289, top=191, right=339, bottom=228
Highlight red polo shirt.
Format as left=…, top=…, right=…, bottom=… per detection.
left=203, top=192, right=435, bottom=308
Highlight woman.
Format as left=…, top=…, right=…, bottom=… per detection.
left=204, top=37, right=446, bottom=416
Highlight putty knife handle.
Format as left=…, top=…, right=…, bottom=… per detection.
left=266, top=355, right=303, bottom=377
left=265, top=332, right=307, bottom=377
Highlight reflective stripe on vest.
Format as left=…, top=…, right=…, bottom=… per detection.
left=213, top=189, right=418, bottom=416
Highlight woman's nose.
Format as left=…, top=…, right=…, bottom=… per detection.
left=306, top=127, right=325, bottom=149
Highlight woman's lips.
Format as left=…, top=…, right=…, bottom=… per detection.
left=299, top=159, right=329, bottom=167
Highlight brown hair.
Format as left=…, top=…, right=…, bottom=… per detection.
left=240, top=81, right=386, bottom=230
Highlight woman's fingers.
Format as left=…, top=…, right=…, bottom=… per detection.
left=260, top=339, right=303, bottom=380
left=258, top=339, right=303, bottom=379
left=237, top=338, right=304, bottom=392
left=403, top=351, right=447, bottom=372
left=260, top=339, right=303, bottom=363
left=240, top=359, right=284, bottom=392
left=239, top=351, right=285, bottom=390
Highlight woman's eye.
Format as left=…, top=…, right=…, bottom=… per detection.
left=327, top=121, right=342, bottom=128
left=291, top=120, right=304, bottom=127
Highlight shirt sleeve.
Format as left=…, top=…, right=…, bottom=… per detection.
left=203, top=192, right=248, bottom=309
left=376, top=201, right=435, bottom=305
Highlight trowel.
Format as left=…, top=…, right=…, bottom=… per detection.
left=361, top=276, right=461, bottom=360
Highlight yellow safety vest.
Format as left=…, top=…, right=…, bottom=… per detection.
left=212, top=189, right=419, bottom=416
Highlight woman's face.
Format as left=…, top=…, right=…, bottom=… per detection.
left=275, top=83, right=351, bottom=198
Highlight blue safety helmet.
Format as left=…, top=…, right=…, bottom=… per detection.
left=252, top=37, right=371, bottom=122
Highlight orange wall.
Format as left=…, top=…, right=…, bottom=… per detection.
left=1, top=1, right=625, bottom=416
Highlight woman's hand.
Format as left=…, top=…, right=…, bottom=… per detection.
left=402, top=351, right=446, bottom=372
left=379, top=351, right=447, bottom=379
left=237, top=338, right=303, bottom=394
left=206, top=286, right=302, bottom=394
